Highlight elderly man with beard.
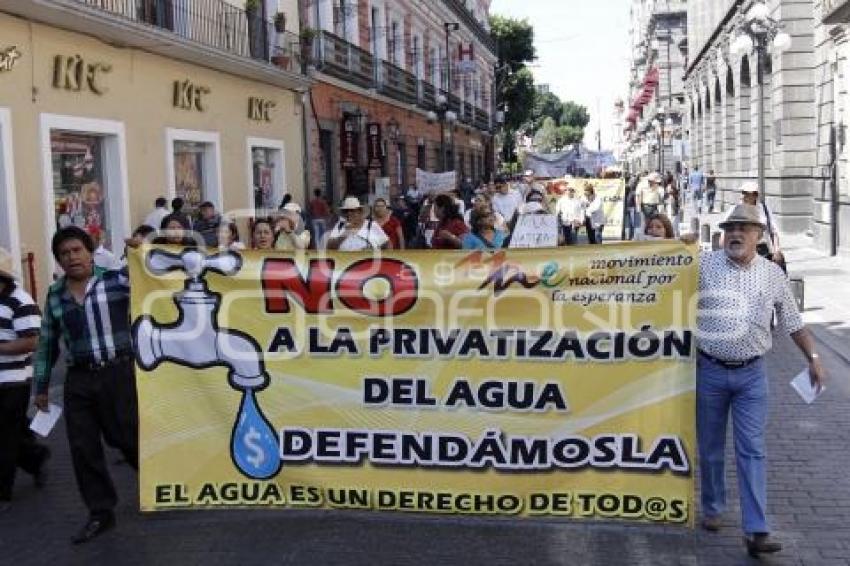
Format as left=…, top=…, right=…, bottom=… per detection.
left=696, top=203, right=825, bottom=557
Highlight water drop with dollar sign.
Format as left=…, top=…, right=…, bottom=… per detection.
left=231, top=389, right=281, bottom=479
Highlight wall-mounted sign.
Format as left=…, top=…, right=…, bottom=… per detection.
left=0, top=46, right=21, bottom=72
left=366, top=122, right=383, bottom=169
left=248, top=97, right=276, bottom=122
left=53, top=55, right=112, bottom=94
left=173, top=79, right=210, bottom=111
left=340, top=118, right=358, bottom=169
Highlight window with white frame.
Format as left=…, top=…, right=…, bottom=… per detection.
left=40, top=114, right=129, bottom=261
left=0, top=108, right=20, bottom=267
left=166, top=129, right=222, bottom=217
left=247, top=137, right=285, bottom=216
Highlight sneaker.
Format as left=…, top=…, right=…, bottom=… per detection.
left=701, top=515, right=721, bottom=532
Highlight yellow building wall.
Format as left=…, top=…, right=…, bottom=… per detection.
left=0, top=12, right=306, bottom=290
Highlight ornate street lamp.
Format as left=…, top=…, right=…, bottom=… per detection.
left=729, top=1, right=792, bottom=204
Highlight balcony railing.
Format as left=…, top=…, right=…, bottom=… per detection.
left=474, top=107, right=490, bottom=132
left=312, top=31, right=492, bottom=131
left=74, top=0, right=304, bottom=73
left=378, top=61, right=419, bottom=104
left=461, top=102, right=474, bottom=124
left=316, top=30, right=374, bottom=89
left=419, top=81, right=437, bottom=110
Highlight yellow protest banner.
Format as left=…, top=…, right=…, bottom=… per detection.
left=129, top=242, right=697, bottom=525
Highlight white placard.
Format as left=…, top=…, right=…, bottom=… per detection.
left=416, top=169, right=457, bottom=195
left=790, top=369, right=824, bottom=404
left=509, top=214, right=560, bottom=249
left=373, top=177, right=391, bottom=203
left=30, top=403, right=63, bottom=437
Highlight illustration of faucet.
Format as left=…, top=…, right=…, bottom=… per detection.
left=132, top=248, right=268, bottom=391
left=132, top=248, right=282, bottom=480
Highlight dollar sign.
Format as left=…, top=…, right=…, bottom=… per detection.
left=244, top=427, right=265, bottom=469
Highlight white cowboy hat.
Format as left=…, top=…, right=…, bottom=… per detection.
left=339, top=196, right=365, bottom=211
left=648, top=172, right=663, bottom=183
left=739, top=181, right=760, bottom=194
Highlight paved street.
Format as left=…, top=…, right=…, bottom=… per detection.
left=1, top=327, right=847, bottom=566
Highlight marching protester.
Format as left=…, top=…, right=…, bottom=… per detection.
left=636, top=172, right=665, bottom=222
left=491, top=175, right=522, bottom=225
left=462, top=208, right=507, bottom=250
left=688, top=165, right=705, bottom=213
left=325, top=197, right=388, bottom=251
left=696, top=203, right=825, bottom=557
left=251, top=218, right=276, bottom=251
left=430, top=193, right=468, bottom=250
left=624, top=174, right=639, bottom=240
left=169, top=197, right=192, bottom=230
left=582, top=183, right=605, bottom=245
left=664, top=171, right=681, bottom=223
left=640, top=213, right=676, bottom=240
left=555, top=183, right=584, bottom=245
left=33, top=227, right=139, bottom=543
left=155, top=216, right=196, bottom=247
left=728, top=182, right=784, bottom=269
left=194, top=202, right=222, bottom=248
left=706, top=170, right=718, bottom=213
left=274, top=203, right=311, bottom=251
left=308, top=189, right=331, bottom=245
left=0, top=248, right=49, bottom=513
left=217, top=221, right=245, bottom=252
left=141, top=197, right=169, bottom=231
left=86, top=226, right=120, bottom=270
left=372, top=198, right=405, bottom=250
left=121, top=225, right=155, bottom=264
left=465, top=192, right=508, bottom=232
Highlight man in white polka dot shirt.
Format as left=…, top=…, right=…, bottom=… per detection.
left=696, top=202, right=826, bottom=557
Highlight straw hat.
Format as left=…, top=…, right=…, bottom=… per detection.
left=648, top=172, right=663, bottom=184
left=339, top=196, right=364, bottom=211
left=719, top=204, right=766, bottom=230
left=283, top=202, right=302, bottom=214
left=0, top=247, right=18, bottom=281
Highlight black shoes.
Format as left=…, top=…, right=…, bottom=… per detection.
left=33, top=447, right=51, bottom=489
left=71, top=514, right=116, bottom=544
left=745, top=533, right=782, bottom=557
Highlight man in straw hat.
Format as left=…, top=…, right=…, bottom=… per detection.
left=325, top=196, right=388, bottom=251
left=0, top=248, right=49, bottom=513
left=696, top=202, right=825, bottom=556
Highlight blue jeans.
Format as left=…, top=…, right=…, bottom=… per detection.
left=697, top=355, right=769, bottom=534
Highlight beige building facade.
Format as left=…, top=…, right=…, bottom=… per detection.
left=0, top=0, right=310, bottom=290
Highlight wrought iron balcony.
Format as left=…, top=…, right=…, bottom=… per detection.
left=474, top=106, right=490, bottom=132
left=315, top=30, right=375, bottom=89
left=378, top=61, right=418, bottom=104
left=419, top=81, right=437, bottom=110
left=461, top=102, right=474, bottom=125
left=71, top=0, right=305, bottom=73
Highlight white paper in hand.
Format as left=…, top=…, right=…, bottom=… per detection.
left=30, top=403, right=62, bottom=437
left=790, top=369, right=824, bottom=405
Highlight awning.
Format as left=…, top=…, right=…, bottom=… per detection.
left=625, top=67, right=659, bottom=130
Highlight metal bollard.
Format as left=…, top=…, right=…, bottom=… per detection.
left=711, top=231, right=722, bottom=250
left=700, top=223, right=711, bottom=244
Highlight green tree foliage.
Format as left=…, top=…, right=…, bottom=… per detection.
left=490, top=15, right=536, bottom=162
left=490, top=15, right=535, bottom=73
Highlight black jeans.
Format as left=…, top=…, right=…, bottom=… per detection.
left=0, top=381, right=49, bottom=500
left=584, top=218, right=603, bottom=244
left=64, top=359, right=138, bottom=518
left=562, top=225, right=577, bottom=245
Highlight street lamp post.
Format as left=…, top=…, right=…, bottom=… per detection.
left=730, top=1, right=792, bottom=204
left=430, top=94, right=457, bottom=172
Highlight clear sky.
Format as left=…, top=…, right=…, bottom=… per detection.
left=489, top=0, right=631, bottom=149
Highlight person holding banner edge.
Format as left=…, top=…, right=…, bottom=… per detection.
left=695, top=203, right=825, bottom=557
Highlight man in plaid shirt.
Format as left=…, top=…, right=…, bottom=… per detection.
left=33, top=226, right=138, bottom=544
